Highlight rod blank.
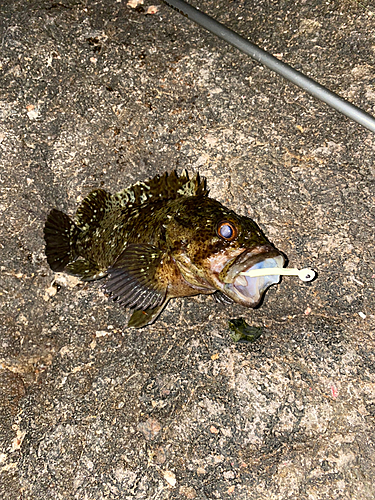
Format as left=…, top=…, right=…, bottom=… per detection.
left=164, top=0, right=375, bottom=133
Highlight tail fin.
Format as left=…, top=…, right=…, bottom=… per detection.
left=44, top=209, right=78, bottom=272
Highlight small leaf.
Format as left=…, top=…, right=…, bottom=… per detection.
left=228, top=318, right=263, bottom=343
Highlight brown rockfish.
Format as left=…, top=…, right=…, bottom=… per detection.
left=44, top=171, right=285, bottom=328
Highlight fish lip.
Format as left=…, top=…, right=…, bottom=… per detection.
left=222, top=245, right=283, bottom=284
left=219, top=246, right=286, bottom=307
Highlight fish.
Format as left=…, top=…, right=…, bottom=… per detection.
left=44, top=170, right=285, bottom=328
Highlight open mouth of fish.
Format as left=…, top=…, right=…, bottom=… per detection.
left=221, top=247, right=285, bottom=307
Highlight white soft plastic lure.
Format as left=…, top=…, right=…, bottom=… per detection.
left=240, top=267, right=315, bottom=282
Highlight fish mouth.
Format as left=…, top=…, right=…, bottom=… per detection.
left=220, top=246, right=285, bottom=307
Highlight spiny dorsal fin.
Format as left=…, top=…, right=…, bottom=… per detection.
left=113, top=170, right=208, bottom=209
left=176, top=170, right=208, bottom=197
left=75, top=189, right=113, bottom=230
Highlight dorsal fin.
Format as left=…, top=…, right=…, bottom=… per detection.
left=113, top=170, right=208, bottom=209
left=75, top=189, right=113, bottom=230
left=74, top=171, right=208, bottom=228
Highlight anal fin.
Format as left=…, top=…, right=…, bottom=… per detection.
left=66, top=258, right=106, bottom=281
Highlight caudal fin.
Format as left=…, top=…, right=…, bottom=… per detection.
left=44, top=209, right=78, bottom=272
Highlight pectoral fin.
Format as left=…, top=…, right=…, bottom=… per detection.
left=105, top=244, right=167, bottom=310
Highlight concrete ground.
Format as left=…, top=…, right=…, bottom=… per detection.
left=0, top=0, right=374, bottom=498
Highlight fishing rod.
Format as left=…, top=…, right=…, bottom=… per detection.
left=163, top=0, right=375, bottom=134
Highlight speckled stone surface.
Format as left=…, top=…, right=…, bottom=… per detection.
left=0, top=0, right=374, bottom=498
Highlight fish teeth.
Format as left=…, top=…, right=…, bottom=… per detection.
left=234, top=275, right=248, bottom=287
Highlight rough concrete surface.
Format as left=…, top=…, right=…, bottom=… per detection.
left=0, top=0, right=374, bottom=498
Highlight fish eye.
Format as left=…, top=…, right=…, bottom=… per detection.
left=217, top=221, right=238, bottom=241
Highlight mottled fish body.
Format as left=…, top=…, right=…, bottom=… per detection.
left=44, top=171, right=285, bottom=327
